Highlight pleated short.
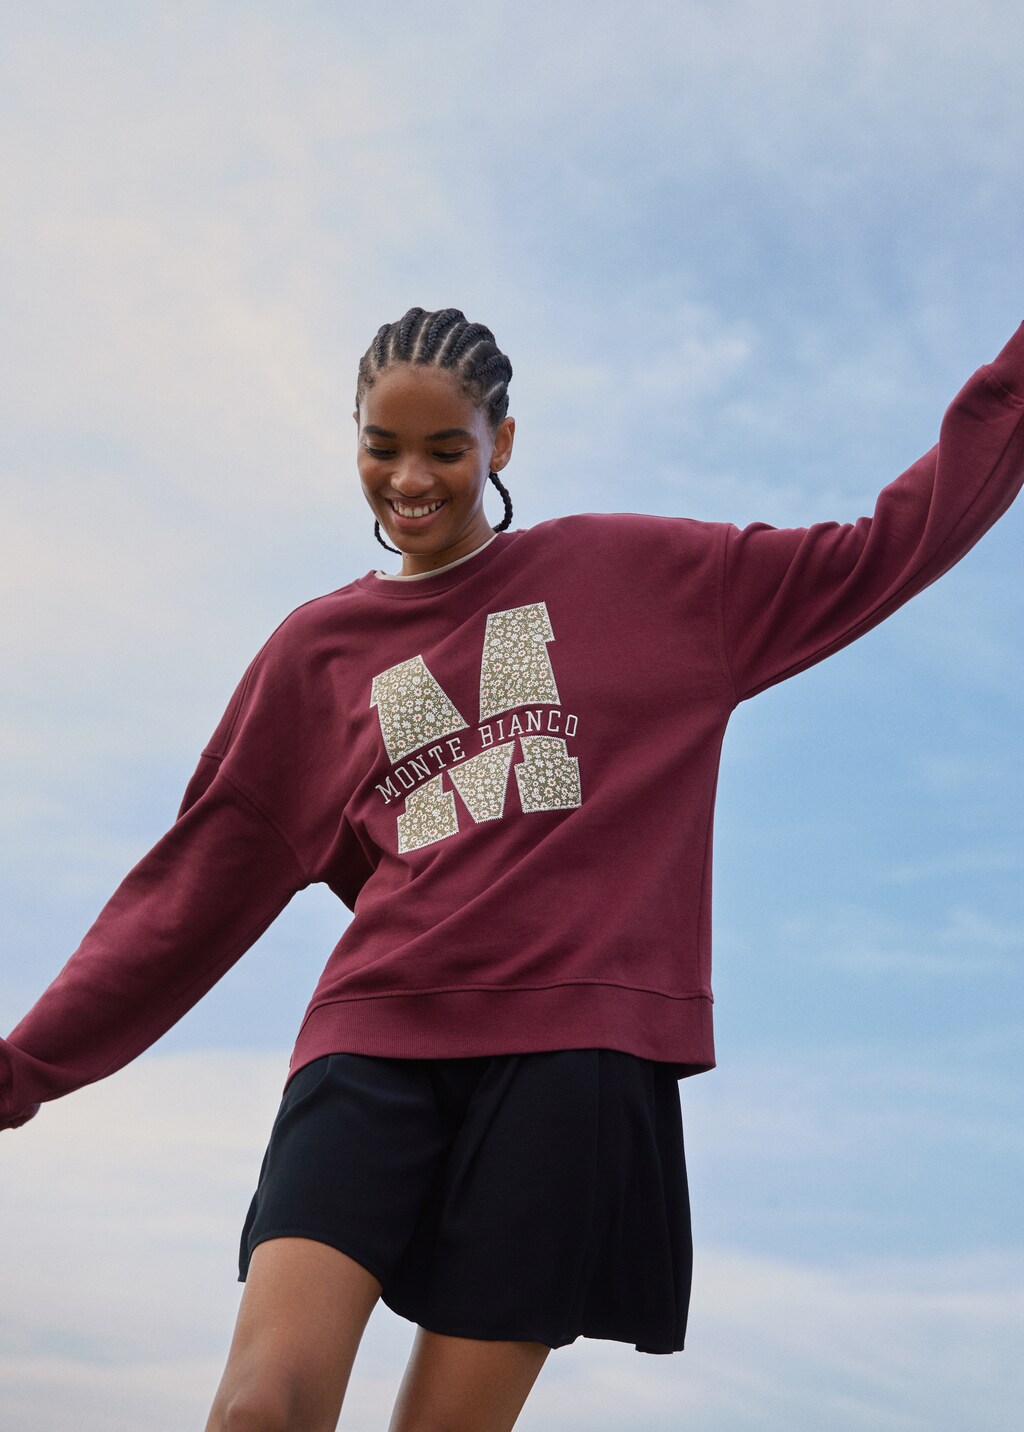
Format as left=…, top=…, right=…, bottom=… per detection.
left=238, top=1048, right=692, bottom=1355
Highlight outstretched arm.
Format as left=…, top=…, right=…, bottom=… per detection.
left=719, top=324, right=1024, bottom=703
left=0, top=760, right=308, bottom=1131
left=0, top=615, right=326, bottom=1135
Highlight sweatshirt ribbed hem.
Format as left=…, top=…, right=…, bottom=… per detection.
left=287, top=984, right=716, bottom=1082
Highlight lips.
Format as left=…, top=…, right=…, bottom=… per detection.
left=387, top=498, right=446, bottom=519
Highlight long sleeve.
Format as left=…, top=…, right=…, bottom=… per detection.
left=720, top=324, right=1024, bottom=702
left=0, top=758, right=308, bottom=1131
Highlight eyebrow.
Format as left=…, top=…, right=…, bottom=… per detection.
left=362, top=425, right=475, bottom=442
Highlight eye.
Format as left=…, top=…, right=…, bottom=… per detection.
left=434, top=450, right=468, bottom=463
left=366, top=445, right=395, bottom=458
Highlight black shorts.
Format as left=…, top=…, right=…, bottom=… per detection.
left=239, top=1048, right=692, bottom=1355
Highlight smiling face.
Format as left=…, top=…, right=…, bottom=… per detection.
left=356, top=363, right=515, bottom=575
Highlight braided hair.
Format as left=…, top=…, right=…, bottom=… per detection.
left=356, top=307, right=513, bottom=431
left=357, top=308, right=515, bottom=552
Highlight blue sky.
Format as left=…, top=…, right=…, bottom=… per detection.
left=1, top=3, right=1022, bottom=1428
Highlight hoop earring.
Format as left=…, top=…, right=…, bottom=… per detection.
left=489, top=471, right=513, bottom=532
left=374, top=519, right=402, bottom=555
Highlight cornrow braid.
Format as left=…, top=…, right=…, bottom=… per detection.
left=371, top=322, right=391, bottom=369
left=445, top=322, right=491, bottom=369
left=396, top=306, right=426, bottom=362
left=374, top=519, right=402, bottom=555
left=356, top=306, right=513, bottom=431
left=420, top=307, right=463, bottom=364
left=489, top=471, right=513, bottom=531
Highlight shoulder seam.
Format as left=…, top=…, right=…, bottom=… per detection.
left=979, top=363, right=1024, bottom=408
left=715, top=524, right=740, bottom=705
left=212, top=762, right=313, bottom=885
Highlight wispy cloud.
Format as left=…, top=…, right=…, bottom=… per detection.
left=884, top=846, right=1023, bottom=885
left=778, top=901, right=1022, bottom=976
left=1, top=9, right=1021, bottom=1427
left=2, top=1051, right=1021, bottom=1432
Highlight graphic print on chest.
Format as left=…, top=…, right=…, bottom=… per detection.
left=370, top=602, right=582, bottom=852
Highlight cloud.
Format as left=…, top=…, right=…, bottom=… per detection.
left=1, top=18, right=372, bottom=484
left=0, top=16, right=1020, bottom=1426
left=884, top=847, right=1023, bottom=885
left=778, top=903, right=1022, bottom=976
left=0, top=12, right=409, bottom=800
left=3, top=0, right=1021, bottom=771
left=2, top=1049, right=1022, bottom=1431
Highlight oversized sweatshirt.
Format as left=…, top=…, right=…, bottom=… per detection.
left=2, top=326, right=1024, bottom=1130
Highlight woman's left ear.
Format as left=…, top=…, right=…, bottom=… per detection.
left=490, top=415, right=515, bottom=472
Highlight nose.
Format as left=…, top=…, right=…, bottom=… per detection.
left=390, top=460, right=437, bottom=496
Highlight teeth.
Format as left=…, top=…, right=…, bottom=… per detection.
left=391, top=499, right=444, bottom=518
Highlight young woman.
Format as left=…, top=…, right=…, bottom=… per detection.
left=2, top=307, right=1023, bottom=1432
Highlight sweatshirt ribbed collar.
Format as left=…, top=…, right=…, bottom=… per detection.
left=354, top=530, right=518, bottom=600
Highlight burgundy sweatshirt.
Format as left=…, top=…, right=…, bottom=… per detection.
left=2, top=326, right=1023, bottom=1130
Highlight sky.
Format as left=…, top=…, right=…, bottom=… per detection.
left=1, top=1, right=1022, bottom=1428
